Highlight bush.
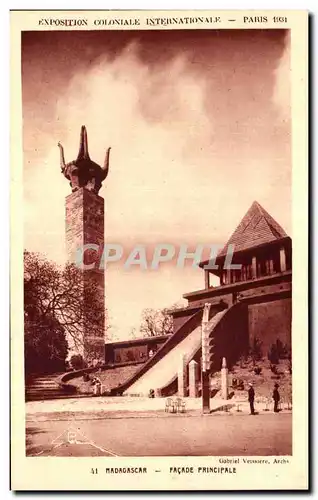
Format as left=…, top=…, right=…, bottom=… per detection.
left=254, top=366, right=262, bottom=375
left=249, top=337, right=263, bottom=365
left=70, top=354, right=85, bottom=370
left=270, top=364, right=278, bottom=374
left=268, top=339, right=291, bottom=364
left=268, top=344, right=280, bottom=365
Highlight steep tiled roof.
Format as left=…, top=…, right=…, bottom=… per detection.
left=217, top=201, right=288, bottom=257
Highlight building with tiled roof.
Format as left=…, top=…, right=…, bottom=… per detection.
left=171, top=201, right=292, bottom=357
left=198, top=201, right=291, bottom=290
left=216, top=201, right=288, bottom=256
left=102, top=201, right=292, bottom=398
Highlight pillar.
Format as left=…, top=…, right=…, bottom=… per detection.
left=201, top=303, right=211, bottom=413
left=227, top=269, right=231, bottom=284
left=242, top=265, right=246, bottom=281
left=265, top=260, right=270, bottom=275
left=223, top=271, right=227, bottom=285
left=221, top=357, right=229, bottom=400
left=189, top=360, right=199, bottom=397
left=201, top=369, right=210, bottom=414
left=252, top=256, right=257, bottom=279
left=178, top=354, right=187, bottom=397
left=247, top=264, right=252, bottom=280
left=280, top=247, right=287, bottom=272
left=269, top=259, right=274, bottom=274
left=66, top=188, right=105, bottom=364
left=204, top=270, right=210, bottom=289
left=245, top=265, right=249, bottom=280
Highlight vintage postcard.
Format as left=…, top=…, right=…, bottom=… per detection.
left=10, top=10, right=308, bottom=491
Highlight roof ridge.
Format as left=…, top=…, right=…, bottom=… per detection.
left=255, top=202, right=288, bottom=238
left=217, top=201, right=288, bottom=257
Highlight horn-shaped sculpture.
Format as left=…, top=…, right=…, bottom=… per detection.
left=58, top=126, right=111, bottom=195
left=102, top=147, right=111, bottom=180
left=58, top=142, right=66, bottom=172
left=76, top=125, right=90, bottom=161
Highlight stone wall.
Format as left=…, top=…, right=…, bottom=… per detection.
left=208, top=303, right=250, bottom=372
left=248, top=297, right=292, bottom=354
left=105, top=336, right=171, bottom=365
left=172, top=313, right=196, bottom=334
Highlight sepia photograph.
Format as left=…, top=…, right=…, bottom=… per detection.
left=10, top=10, right=308, bottom=491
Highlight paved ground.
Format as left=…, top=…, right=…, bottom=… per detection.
left=26, top=413, right=292, bottom=457
left=26, top=394, right=290, bottom=415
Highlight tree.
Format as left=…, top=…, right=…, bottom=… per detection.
left=139, top=303, right=183, bottom=337
left=24, top=251, right=108, bottom=366
left=129, top=327, right=138, bottom=339
left=24, top=312, right=68, bottom=375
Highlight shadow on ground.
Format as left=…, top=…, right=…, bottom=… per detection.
left=26, top=426, right=51, bottom=456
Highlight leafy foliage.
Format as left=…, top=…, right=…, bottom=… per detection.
left=268, top=339, right=291, bottom=365
left=70, top=354, right=85, bottom=370
left=139, top=307, right=173, bottom=337
left=249, top=337, right=263, bottom=365
left=24, top=313, right=68, bottom=375
left=24, top=251, right=107, bottom=370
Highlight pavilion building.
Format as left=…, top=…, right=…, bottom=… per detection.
left=107, top=201, right=292, bottom=396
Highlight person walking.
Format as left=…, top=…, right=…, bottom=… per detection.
left=248, top=382, right=255, bottom=415
left=273, top=383, right=280, bottom=413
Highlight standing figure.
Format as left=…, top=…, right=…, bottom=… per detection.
left=248, top=382, right=255, bottom=415
left=273, top=383, right=280, bottom=412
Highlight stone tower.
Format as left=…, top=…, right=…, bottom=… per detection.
left=58, top=126, right=111, bottom=365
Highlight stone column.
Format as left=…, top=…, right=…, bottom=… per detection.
left=66, top=188, right=105, bottom=364
left=280, top=247, right=287, bottom=272
left=178, top=355, right=187, bottom=397
left=204, top=270, right=210, bottom=290
left=252, top=256, right=257, bottom=279
left=189, top=360, right=199, bottom=397
left=221, top=357, right=229, bottom=400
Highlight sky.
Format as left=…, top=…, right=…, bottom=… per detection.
left=22, top=29, right=291, bottom=341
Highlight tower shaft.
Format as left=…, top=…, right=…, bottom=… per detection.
left=65, top=187, right=105, bottom=364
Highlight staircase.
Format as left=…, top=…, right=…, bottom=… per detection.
left=25, top=374, right=74, bottom=401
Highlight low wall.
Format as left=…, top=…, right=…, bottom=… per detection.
left=57, top=367, right=98, bottom=394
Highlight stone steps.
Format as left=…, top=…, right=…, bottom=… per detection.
left=25, top=374, right=72, bottom=402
